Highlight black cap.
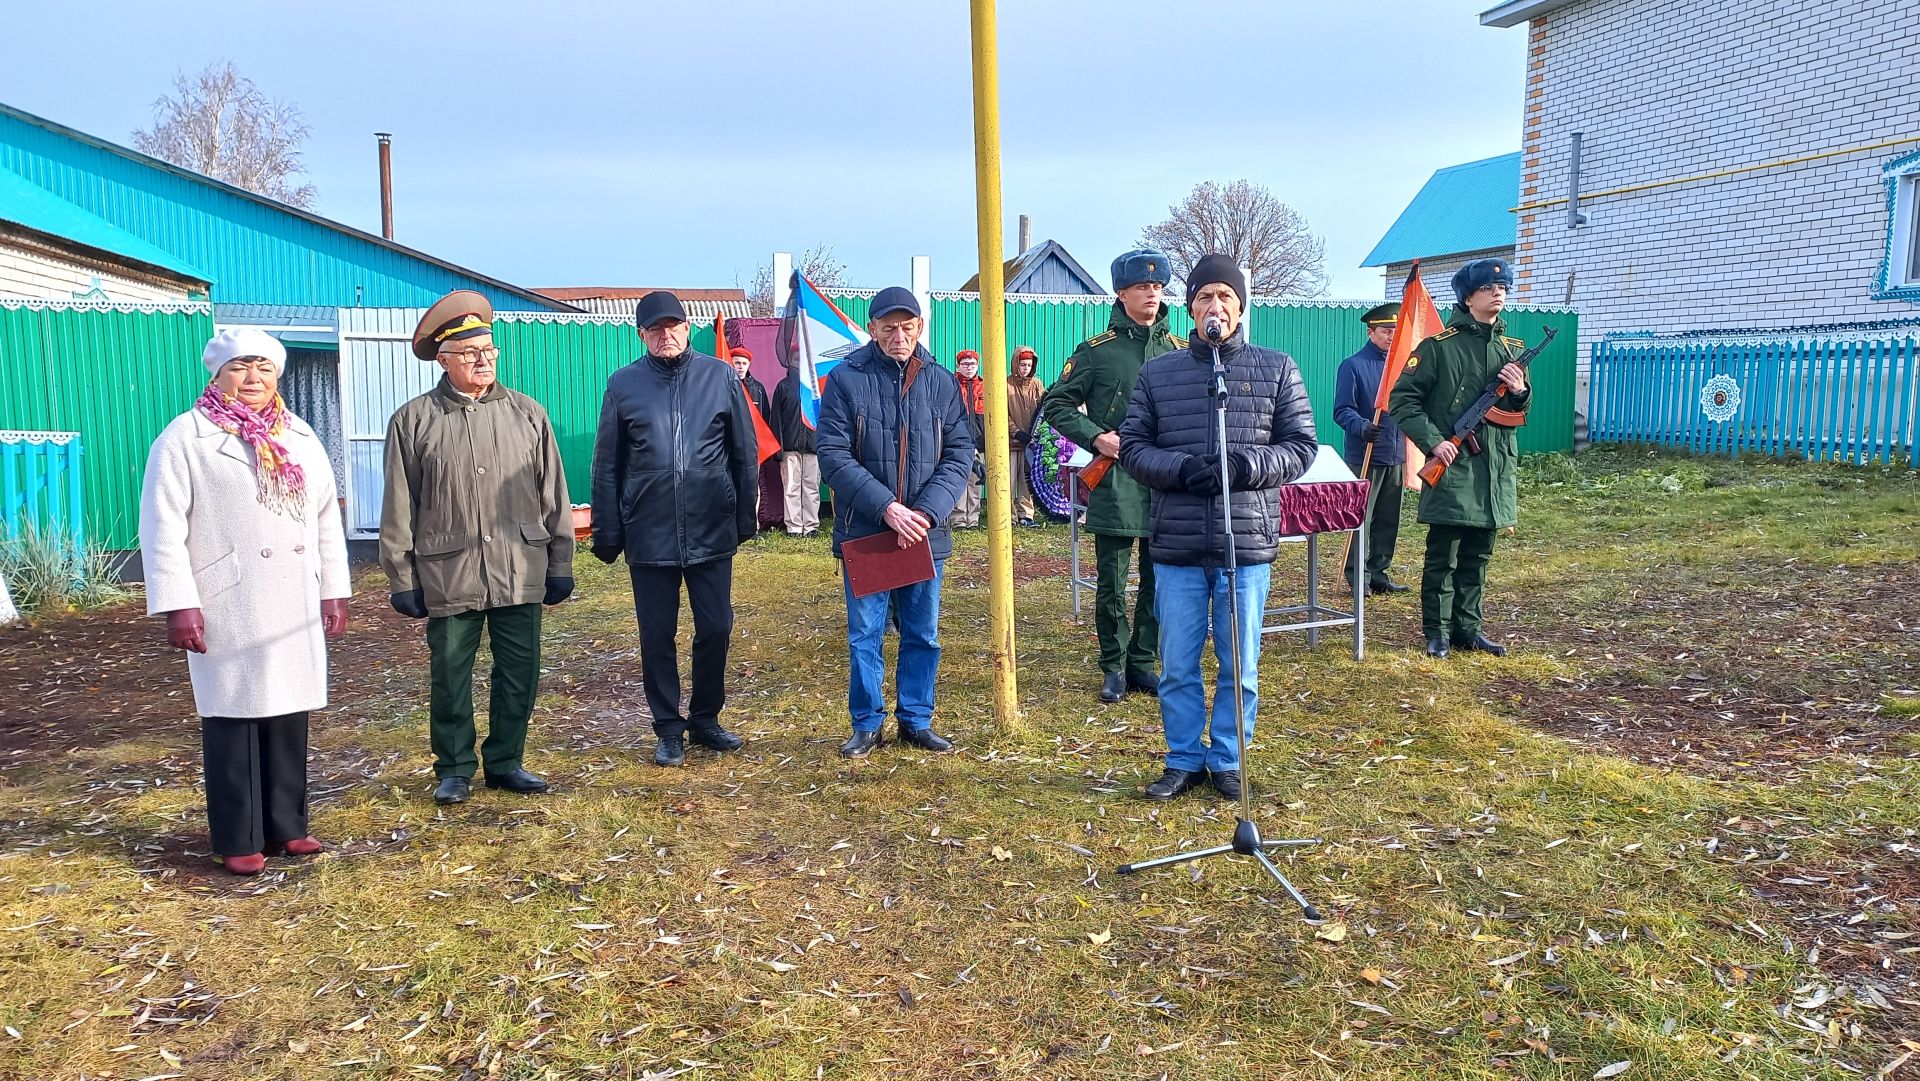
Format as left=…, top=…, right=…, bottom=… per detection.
left=635, top=290, right=688, bottom=329
left=1185, top=254, right=1248, bottom=312
left=869, top=286, right=921, bottom=320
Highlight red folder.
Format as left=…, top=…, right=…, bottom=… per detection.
left=842, top=530, right=936, bottom=598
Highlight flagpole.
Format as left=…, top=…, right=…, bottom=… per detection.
left=969, top=0, right=1021, bottom=734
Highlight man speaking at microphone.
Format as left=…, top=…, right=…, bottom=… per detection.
left=1117, top=256, right=1318, bottom=801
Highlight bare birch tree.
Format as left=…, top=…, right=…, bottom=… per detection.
left=747, top=245, right=848, bottom=316
left=133, top=62, right=317, bottom=209
left=1141, top=180, right=1328, bottom=298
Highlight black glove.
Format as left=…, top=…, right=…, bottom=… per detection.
left=542, top=576, right=574, bottom=606
left=1227, top=449, right=1256, bottom=488
left=389, top=589, right=427, bottom=619
left=592, top=545, right=621, bottom=565
left=1179, top=454, right=1221, bottom=496
left=1360, top=422, right=1381, bottom=444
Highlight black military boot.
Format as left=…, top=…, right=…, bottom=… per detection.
left=1100, top=671, right=1128, bottom=704
left=1126, top=670, right=1160, bottom=696
left=433, top=775, right=471, bottom=805
left=1452, top=633, right=1508, bottom=657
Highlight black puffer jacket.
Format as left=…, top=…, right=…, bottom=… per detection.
left=815, top=342, right=975, bottom=561
left=1117, top=330, right=1319, bottom=567
left=591, top=349, right=759, bottom=567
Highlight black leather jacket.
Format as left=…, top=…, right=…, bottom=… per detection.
left=590, top=349, right=759, bottom=567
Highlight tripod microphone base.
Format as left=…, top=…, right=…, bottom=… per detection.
left=1115, top=817, right=1322, bottom=920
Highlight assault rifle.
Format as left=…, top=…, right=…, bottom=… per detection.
left=1416, top=325, right=1557, bottom=487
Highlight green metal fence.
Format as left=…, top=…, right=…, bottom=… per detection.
left=0, top=299, right=215, bottom=549
left=829, top=292, right=1578, bottom=455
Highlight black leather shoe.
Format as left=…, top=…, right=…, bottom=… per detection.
left=1144, top=767, right=1204, bottom=800
left=483, top=768, right=549, bottom=794
left=840, top=729, right=883, bottom=758
left=688, top=723, right=744, bottom=752
left=899, top=726, right=954, bottom=753
left=1210, top=769, right=1244, bottom=800
left=1452, top=633, right=1508, bottom=657
left=433, top=776, right=470, bottom=805
left=1370, top=579, right=1411, bottom=595
left=1099, top=671, right=1128, bottom=703
left=654, top=734, right=687, bottom=767
left=1426, top=637, right=1450, bottom=659
left=1126, top=670, right=1160, bottom=696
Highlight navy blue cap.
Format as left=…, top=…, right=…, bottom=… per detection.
left=869, top=286, right=920, bottom=320
left=635, top=290, right=688, bottom=329
left=1110, top=248, right=1172, bottom=292
left=1451, top=258, right=1514, bottom=303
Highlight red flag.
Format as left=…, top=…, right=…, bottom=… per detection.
left=1377, top=260, right=1445, bottom=413
left=716, top=311, right=782, bottom=465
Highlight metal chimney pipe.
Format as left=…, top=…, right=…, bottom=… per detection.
left=1017, top=214, right=1030, bottom=254
left=376, top=133, right=394, bottom=239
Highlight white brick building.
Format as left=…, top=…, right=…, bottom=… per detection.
left=1481, top=0, right=1920, bottom=433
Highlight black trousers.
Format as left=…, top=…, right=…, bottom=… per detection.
left=630, top=559, right=735, bottom=738
left=1345, top=462, right=1404, bottom=588
left=201, top=711, right=308, bottom=857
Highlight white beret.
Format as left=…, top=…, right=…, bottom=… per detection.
left=202, top=328, right=288, bottom=374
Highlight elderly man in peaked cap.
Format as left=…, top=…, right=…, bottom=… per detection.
left=381, top=290, right=574, bottom=806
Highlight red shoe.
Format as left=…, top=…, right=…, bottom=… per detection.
left=279, top=837, right=324, bottom=857
left=221, top=853, right=266, bottom=876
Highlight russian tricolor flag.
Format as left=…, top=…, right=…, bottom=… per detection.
left=780, top=272, right=868, bottom=429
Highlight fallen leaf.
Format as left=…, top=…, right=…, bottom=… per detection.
left=1594, top=1063, right=1630, bottom=1079
left=1359, top=967, right=1384, bottom=985
left=1088, top=928, right=1112, bottom=946
left=991, top=847, right=1013, bottom=862
left=1315, top=923, right=1349, bottom=943
left=1487, top=950, right=1529, bottom=967
left=761, top=959, right=797, bottom=973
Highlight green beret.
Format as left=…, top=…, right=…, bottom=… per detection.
left=1362, top=302, right=1401, bottom=327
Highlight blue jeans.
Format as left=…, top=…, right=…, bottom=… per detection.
left=1153, top=562, right=1272, bottom=774
left=843, top=561, right=945, bottom=733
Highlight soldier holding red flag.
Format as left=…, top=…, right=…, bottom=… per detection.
left=1334, top=303, right=1411, bottom=596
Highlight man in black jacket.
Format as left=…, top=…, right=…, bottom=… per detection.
left=1117, top=256, right=1318, bottom=802
left=591, top=291, right=759, bottom=768
left=815, top=287, right=974, bottom=758
left=771, top=349, right=821, bottom=536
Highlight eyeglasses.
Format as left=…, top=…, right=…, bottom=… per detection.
left=440, top=345, right=499, bottom=365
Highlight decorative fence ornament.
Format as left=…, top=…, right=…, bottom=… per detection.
left=1700, top=374, right=1743, bottom=423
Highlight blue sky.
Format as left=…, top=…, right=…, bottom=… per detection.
left=0, top=1, right=1525, bottom=299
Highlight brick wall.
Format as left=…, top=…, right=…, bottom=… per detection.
left=1512, top=0, right=1920, bottom=429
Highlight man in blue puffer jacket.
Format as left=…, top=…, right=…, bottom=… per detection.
left=1118, top=256, right=1318, bottom=803
left=815, top=287, right=976, bottom=759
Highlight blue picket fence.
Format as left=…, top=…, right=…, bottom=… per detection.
left=1591, top=335, right=1920, bottom=464
left=0, top=431, right=86, bottom=549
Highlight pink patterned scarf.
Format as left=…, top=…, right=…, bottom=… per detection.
left=195, top=384, right=308, bottom=520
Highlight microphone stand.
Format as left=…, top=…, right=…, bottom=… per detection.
left=1116, top=324, right=1322, bottom=921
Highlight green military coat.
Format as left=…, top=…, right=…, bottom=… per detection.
left=1040, top=303, right=1185, bottom=536
left=1388, top=307, right=1533, bottom=530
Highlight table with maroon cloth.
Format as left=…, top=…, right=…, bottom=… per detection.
left=1265, top=475, right=1371, bottom=661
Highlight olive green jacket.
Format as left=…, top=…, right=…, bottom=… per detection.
left=380, top=377, right=574, bottom=616
left=1040, top=303, right=1185, bottom=536
left=1388, top=306, right=1532, bottom=530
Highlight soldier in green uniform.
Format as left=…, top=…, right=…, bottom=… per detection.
left=1040, top=248, right=1186, bottom=702
left=1388, top=258, right=1531, bottom=660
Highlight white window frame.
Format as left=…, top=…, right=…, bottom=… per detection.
left=1877, top=149, right=1920, bottom=300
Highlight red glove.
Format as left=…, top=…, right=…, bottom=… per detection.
left=165, top=608, right=207, bottom=653
left=321, top=598, right=349, bottom=637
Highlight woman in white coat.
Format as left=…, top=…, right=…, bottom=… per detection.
left=140, top=328, right=352, bottom=876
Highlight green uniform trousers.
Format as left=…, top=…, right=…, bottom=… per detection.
left=1093, top=533, right=1157, bottom=676
left=426, top=602, right=542, bottom=780
left=1345, top=463, right=1403, bottom=589
left=1420, top=524, right=1496, bottom=642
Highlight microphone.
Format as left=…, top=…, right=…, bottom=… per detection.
left=1204, top=318, right=1223, bottom=341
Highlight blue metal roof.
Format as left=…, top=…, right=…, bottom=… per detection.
left=0, top=167, right=209, bottom=283
left=0, top=102, right=570, bottom=312
left=1363, top=153, right=1520, bottom=267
